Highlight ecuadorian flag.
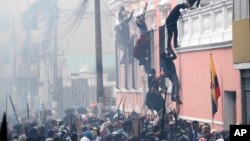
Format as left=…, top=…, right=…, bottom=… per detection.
left=210, top=54, right=221, bottom=117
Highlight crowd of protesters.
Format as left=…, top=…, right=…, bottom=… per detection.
left=1, top=106, right=230, bottom=141
left=0, top=0, right=233, bottom=140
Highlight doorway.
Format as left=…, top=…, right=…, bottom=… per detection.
left=223, top=91, right=236, bottom=130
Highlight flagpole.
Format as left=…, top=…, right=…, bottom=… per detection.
left=27, top=103, right=30, bottom=122
left=160, top=88, right=168, bottom=140
left=210, top=53, right=214, bottom=129
left=210, top=53, right=221, bottom=129
left=9, top=95, right=20, bottom=125
left=211, top=93, right=214, bottom=128
left=123, top=95, right=127, bottom=115
left=212, top=115, right=214, bottom=129
left=6, top=93, right=8, bottom=114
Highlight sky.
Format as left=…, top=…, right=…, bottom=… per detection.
left=0, top=0, right=116, bottom=116
left=57, top=0, right=115, bottom=54
left=0, top=0, right=116, bottom=79
left=0, top=0, right=115, bottom=54
left=56, top=0, right=116, bottom=77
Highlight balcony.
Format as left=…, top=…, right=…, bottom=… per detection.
left=178, top=0, right=233, bottom=51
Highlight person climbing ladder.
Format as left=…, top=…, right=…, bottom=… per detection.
left=160, top=51, right=182, bottom=104
left=115, top=6, right=134, bottom=65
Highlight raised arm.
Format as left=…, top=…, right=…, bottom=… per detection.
left=127, top=10, right=134, bottom=22
left=143, top=3, right=148, bottom=16
left=122, top=10, right=134, bottom=24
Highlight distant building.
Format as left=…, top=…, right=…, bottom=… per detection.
left=0, top=0, right=39, bottom=113
left=62, top=53, right=116, bottom=112
left=176, top=0, right=239, bottom=130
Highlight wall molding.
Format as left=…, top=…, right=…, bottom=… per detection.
left=115, top=88, right=143, bottom=93
left=233, top=62, right=250, bottom=70
left=179, top=115, right=224, bottom=126
left=176, top=41, right=232, bottom=53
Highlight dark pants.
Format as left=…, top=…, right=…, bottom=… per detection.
left=168, top=73, right=180, bottom=99
left=118, top=38, right=133, bottom=65
left=167, top=23, right=178, bottom=49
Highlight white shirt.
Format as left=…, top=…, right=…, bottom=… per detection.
left=80, top=137, right=90, bottom=141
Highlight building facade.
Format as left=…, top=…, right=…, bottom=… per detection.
left=174, top=0, right=241, bottom=130
left=109, top=0, right=242, bottom=130
left=62, top=53, right=116, bottom=113
left=108, top=0, right=172, bottom=113
left=0, top=0, right=40, bottom=116
left=232, top=0, right=250, bottom=124
left=0, top=0, right=65, bottom=118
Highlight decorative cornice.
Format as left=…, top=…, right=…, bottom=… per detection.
left=233, top=62, right=250, bottom=70
left=179, top=115, right=224, bottom=125
left=115, top=88, right=143, bottom=93
left=182, top=0, right=233, bottom=18
left=176, top=41, right=232, bottom=53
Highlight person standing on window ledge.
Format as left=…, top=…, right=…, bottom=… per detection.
left=165, top=1, right=191, bottom=52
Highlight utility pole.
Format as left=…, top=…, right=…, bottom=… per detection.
left=26, top=0, right=32, bottom=119
left=11, top=19, right=16, bottom=108
left=52, top=0, right=60, bottom=118
left=94, top=0, right=105, bottom=119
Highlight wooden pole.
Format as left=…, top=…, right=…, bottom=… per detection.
left=94, top=0, right=104, bottom=119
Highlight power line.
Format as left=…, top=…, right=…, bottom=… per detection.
left=57, top=0, right=91, bottom=40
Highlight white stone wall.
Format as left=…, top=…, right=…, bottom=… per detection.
left=179, top=0, right=233, bottom=47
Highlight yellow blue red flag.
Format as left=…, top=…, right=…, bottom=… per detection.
left=210, top=54, right=221, bottom=117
